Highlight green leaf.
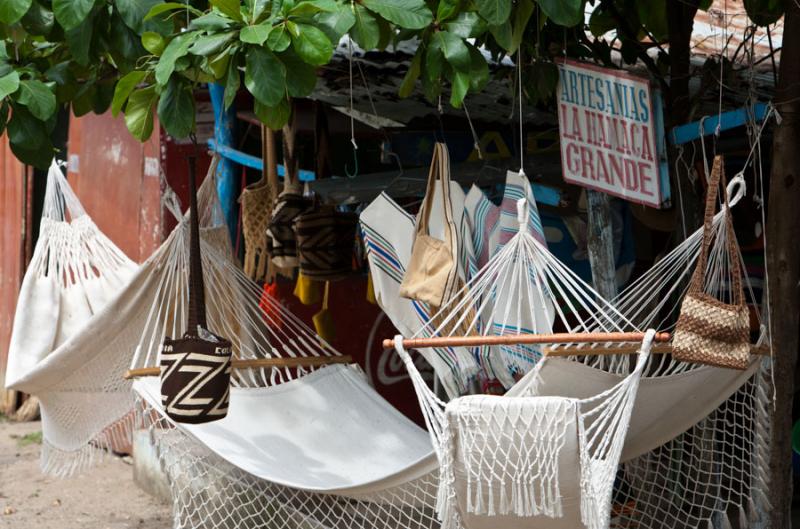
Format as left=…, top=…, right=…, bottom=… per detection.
left=637, top=0, right=667, bottom=40
left=155, top=32, right=197, bottom=86
left=0, top=71, right=20, bottom=100
left=282, top=51, right=317, bottom=96
left=488, top=20, right=512, bottom=51
left=188, top=31, right=236, bottom=55
left=291, top=23, right=333, bottom=65
left=443, top=11, right=486, bottom=38
left=361, top=0, right=433, bottom=29
left=249, top=0, right=270, bottom=22
left=93, top=78, right=115, bottom=114
left=112, top=70, right=147, bottom=116
left=240, top=22, right=273, bottom=44
left=538, top=0, right=583, bottom=27
left=22, top=1, right=55, bottom=36
left=351, top=4, right=380, bottom=49
left=267, top=25, right=291, bottom=51
left=510, top=0, right=534, bottom=53
left=115, top=0, right=171, bottom=34
left=158, top=77, right=194, bottom=138
left=435, top=31, right=470, bottom=72
left=450, top=70, right=468, bottom=108
left=467, top=43, right=488, bottom=92
left=315, top=5, right=356, bottom=40
left=223, top=58, right=240, bottom=109
left=188, top=12, right=233, bottom=30
left=290, top=0, right=338, bottom=17
left=0, top=102, right=9, bottom=135
left=425, top=38, right=444, bottom=80
left=145, top=2, right=203, bottom=21
left=142, top=31, right=166, bottom=55
left=64, top=14, right=94, bottom=64
left=254, top=98, right=291, bottom=129
left=743, top=0, right=783, bottom=26
left=8, top=104, right=45, bottom=149
left=16, top=80, right=56, bottom=121
left=588, top=6, right=615, bottom=37
left=0, top=0, right=32, bottom=25
left=211, top=0, right=243, bottom=22
left=398, top=47, right=422, bottom=97
left=476, top=0, right=511, bottom=26
left=53, top=0, right=94, bottom=31
left=436, top=0, right=460, bottom=22
left=124, top=86, right=157, bottom=141
left=71, top=81, right=97, bottom=116
left=245, top=47, right=286, bottom=105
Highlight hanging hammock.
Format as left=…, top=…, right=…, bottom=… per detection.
left=387, top=182, right=769, bottom=529
left=5, top=160, right=137, bottom=391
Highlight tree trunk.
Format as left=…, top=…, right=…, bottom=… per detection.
left=766, top=1, right=800, bottom=527
left=667, top=0, right=703, bottom=236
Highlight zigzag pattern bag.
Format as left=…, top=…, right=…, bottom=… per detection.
left=161, top=156, right=233, bottom=424
left=294, top=205, right=357, bottom=281
left=672, top=155, right=750, bottom=370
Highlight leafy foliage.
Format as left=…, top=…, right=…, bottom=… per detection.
left=0, top=0, right=788, bottom=166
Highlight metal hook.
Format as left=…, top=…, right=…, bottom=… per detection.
left=345, top=138, right=359, bottom=178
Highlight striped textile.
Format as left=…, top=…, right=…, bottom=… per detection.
left=360, top=188, right=478, bottom=398
left=464, top=171, right=554, bottom=387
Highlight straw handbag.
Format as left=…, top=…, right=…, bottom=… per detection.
left=673, top=156, right=750, bottom=370
left=161, top=157, right=233, bottom=424
left=399, top=143, right=460, bottom=307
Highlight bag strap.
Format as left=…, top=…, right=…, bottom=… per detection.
left=689, top=155, right=745, bottom=307
left=186, top=154, right=207, bottom=333
left=416, top=143, right=456, bottom=246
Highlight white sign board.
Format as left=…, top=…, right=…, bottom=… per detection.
left=556, top=59, right=662, bottom=208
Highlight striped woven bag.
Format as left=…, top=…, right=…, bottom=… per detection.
left=672, top=156, right=750, bottom=370
left=160, top=155, right=233, bottom=424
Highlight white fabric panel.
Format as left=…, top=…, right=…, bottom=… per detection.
left=514, top=357, right=762, bottom=462
left=134, top=364, right=438, bottom=495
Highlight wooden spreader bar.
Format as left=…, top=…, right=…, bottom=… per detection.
left=124, top=355, right=353, bottom=380
left=543, top=343, right=771, bottom=357
left=381, top=331, right=672, bottom=350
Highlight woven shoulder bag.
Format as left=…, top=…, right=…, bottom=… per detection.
left=160, top=156, right=233, bottom=423
left=672, top=155, right=750, bottom=370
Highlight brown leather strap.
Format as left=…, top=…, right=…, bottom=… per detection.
left=689, top=155, right=745, bottom=307
left=187, top=155, right=207, bottom=332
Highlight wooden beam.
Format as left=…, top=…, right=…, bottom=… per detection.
left=382, top=332, right=671, bottom=350
left=123, top=355, right=353, bottom=380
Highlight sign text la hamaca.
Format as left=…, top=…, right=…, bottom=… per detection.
left=557, top=60, right=663, bottom=208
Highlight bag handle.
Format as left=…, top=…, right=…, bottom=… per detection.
left=186, top=154, right=207, bottom=333
left=689, top=155, right=745, bottom=307
left=416, top=143, right=456, bottom=246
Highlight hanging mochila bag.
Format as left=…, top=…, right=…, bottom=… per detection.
left=399, top=143, right=460, bottom=307
left=160, top=155, right=233, bottom=424
left=293, top=205, right=358, bottom=281
left=672, top=155, right=750, bottom=370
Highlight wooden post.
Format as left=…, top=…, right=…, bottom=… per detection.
left=586, top=189, right=618, bottom=300
left=766, top=1, right=800, bottom=526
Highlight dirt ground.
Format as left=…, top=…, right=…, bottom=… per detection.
left=0, top=418, right=171, bottom=529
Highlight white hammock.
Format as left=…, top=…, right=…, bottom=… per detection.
left=395, top=329, right=656, bottom=529
left=5, top=160, right=137, bottom=391
left=389, top=190, right=770, bottom=529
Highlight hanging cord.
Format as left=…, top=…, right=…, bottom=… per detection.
left=463, top=101, right=482, bottom=160
left=345, top=36, right=358, bottom=177
left=698, top=116, right=711, bottom=182
left=673, top=144, right=688, bottom=240
left=517, top=52, right=524, bottom=174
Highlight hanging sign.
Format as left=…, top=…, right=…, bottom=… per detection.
left=556, top=59, right=665, bottom=208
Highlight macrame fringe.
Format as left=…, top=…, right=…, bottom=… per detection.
left=40, top=412, right=136, bottom=478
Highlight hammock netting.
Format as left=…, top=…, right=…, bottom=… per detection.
left=7, top=163, right=772, bottom=529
